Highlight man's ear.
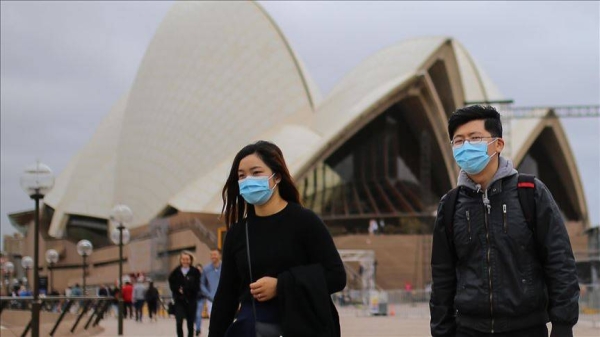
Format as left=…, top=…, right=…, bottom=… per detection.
left=495, top=138, right=505, bottom=154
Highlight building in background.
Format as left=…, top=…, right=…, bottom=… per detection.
left=6, top=1, right=593, bottom=291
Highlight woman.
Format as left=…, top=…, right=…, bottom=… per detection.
left=169, top=252, right=201, bottom=337
left=208, top=141, right=346, bottom=337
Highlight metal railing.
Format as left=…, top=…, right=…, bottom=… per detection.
left=0, top=295, right=113, bottom=337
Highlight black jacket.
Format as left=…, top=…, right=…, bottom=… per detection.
left=430, top=157, right=579, bottom=336
left=277, top=264, right=340, bottom=337
left=168, top=265, right=201, bottom=305
left=145, top=286, right=159, bottom=302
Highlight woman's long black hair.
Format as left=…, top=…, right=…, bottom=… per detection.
left=221, top=140, right=301, bottom=228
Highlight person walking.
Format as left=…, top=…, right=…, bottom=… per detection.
left=195, top=264, right=206, bottom=335
left=110, top=285, right=120, bottom=318
left=133, top=277, right=147, bottom=322
left=169, top=251, right=201, bottom=337
left=208, top=140, right=346, bottom=337
left=97, top=285, right=109, bottom=319
left=122, top=281, right=134, bottom=319
left=201, top=250, right=221, bottom=318
left=70, top=283, right=83, bottom=313
left=146, top=281, right=160, bottom=322
left=70, top=283, right=82, bottom=297
left=430, top=105, right=579, bottom=337
left=98, top=284, right=109, bottom=297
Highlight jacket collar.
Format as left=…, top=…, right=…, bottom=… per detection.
left=457, top=156, right=517, bottom=192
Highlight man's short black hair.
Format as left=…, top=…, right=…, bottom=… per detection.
left=447, top=105, right=503, bottom=141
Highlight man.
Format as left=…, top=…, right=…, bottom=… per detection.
left=195, top=264, right=205, bottom=336
left=70, top=283, right=83, bottom=312
left=70, top=283, right=82, bottom=297
left=133, top=277, right=146, bottom=322
left=200, top=249, right=221, bottom=318
left=169, top=251, right=201, bottom=337
left=97, top=285, right=109, bottom=318
left=430, top=105, right=579, bottom=337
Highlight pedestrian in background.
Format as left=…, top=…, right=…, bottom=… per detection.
left=133, top=277, right=147, bottom=322
left=146, top=281, right=160, bottom=322
left=169, top=251, right=201, bottom=337
left=201, top=250, right=221, bottom=318
left=195, top=264, right=205, bottom=335
left=122, top=281, right=134, bottom=319
left=97, top=284, right=109, bottom=318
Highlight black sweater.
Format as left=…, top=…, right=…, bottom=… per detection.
left=168, top=265, right=201, bottom=305
left=208, top=202, right=346, bottom=337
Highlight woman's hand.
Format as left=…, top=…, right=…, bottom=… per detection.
left=250, top=277, right=277, bottom=302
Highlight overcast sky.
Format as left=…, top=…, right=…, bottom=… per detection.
left=1, top=1, right=599, bottom=247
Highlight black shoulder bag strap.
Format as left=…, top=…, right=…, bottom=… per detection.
left=245, top=221, right=284, bottom=337
left=443, top=186, right=461, bottom=250
left=245, top=221, right=259, bottom=323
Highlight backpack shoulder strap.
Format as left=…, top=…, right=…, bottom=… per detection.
left=517, top=173, right=536, bottom=232
left=443, top=186, right=461, bottom=242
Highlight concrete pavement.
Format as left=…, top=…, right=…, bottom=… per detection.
left=1, top=305, right=597, bottom=336
left=92, top=305, right=599, bottom=337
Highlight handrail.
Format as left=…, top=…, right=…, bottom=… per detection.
left=0, top=295, right=112, bottom=301
left=0, top=296, right=114, bottom=336
left=49, top=300, right=73, bottom=336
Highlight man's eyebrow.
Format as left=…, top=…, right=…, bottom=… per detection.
left=454, top=131, right=484, bottom=138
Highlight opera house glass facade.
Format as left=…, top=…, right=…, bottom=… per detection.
left=300, top=99, right=455, bottom=232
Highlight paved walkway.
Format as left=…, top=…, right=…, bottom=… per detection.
left=2, top=306, right=597, bottom=336
left=93, top=305, right=599, bottom=337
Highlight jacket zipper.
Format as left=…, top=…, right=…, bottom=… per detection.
left=466, top=210, right=472, bottom=241
left=503, top=204, right=507, bottom=234
left=483, top=190, right=494, bottom=333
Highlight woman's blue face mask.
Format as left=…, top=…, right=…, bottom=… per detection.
left=452, top=139, right=497, bottom=175
left=238, top=173, right=277, bottom=205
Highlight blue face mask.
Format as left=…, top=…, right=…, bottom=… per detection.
left=238, top=174, right=277, bottom=205
left=452, top=139, right=497, bottom=175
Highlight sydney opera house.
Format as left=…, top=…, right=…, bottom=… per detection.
left=5, top=1, right=592, bottom=292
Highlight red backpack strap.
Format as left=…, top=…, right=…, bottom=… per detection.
left=517, top=173, right=536, bottom=232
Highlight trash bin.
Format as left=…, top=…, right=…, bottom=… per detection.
left=369, top=290, right=388, bottom=316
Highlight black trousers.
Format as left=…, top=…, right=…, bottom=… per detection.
left=124, top=301, right=133, bottom=318
left=175, top=301, right=197, bottom=337
left=147, top=300, right=158, bottom=318
left=456, top=324, right=548, bottom=337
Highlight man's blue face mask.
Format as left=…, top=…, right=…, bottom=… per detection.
left=452, top=139, right=498, bottom=175
left=238, top=173, right=277, bottom=205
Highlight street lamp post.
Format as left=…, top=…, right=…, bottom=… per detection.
left=76, top=240, right=93, bottom=295
left=45, top=249, right=59, bottom=293
left=21, top=256, right=33, bottom=289
left=20, top=161, right=54, bottom=337
left=110, top=204, right=132, bottom=336
left=3, top=262, right=14, bottom=295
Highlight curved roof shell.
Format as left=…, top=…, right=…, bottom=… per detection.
left=511, top=111, right=587, bottom=222
left=44, top=1, right=319, bottom=232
